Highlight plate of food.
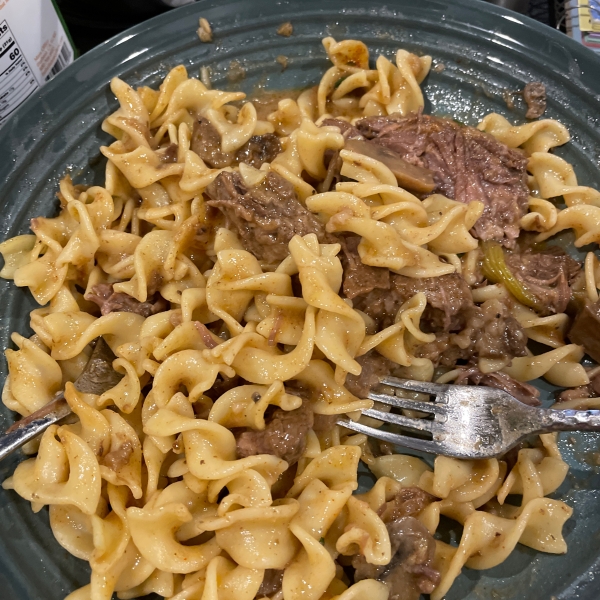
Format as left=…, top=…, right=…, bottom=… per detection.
left=1, top=0, right=600, bottom=599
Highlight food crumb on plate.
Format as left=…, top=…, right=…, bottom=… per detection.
left=197, top=17, right=213, bottom=42
left=276, top=55, right=288, bottom=70
left=277, top=21, right=293, bottom=36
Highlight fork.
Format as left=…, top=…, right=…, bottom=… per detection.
left=340, top=377, right=600, bottom=460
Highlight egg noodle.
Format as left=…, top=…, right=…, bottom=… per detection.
left=1, top=36, right=594, bottom=600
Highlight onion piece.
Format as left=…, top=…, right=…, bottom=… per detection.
left=482, top=241, right=543, bottom=311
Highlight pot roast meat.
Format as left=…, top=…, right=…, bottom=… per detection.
left=355, top=112, right=529, bottom=245
left=320, top=118, right=365, bottom=140
left=344, top=351, right=397, bottom=398
left=235, top=133, right=282, bottom=169
left=568, top=298, right=600, bottom=364
left=557, top=371, right=600, bottom=403
left=523, top=82, right=547, bottom=119
left=468, top=299, right=528, bottom=361
left=415, top=297, right=527, bottom=367
left=352, top=273, right=473, bottom=333
left=350, top=272, right=526, bottom=366
left=504, top=247, right=580, bottom=316
left=86, top=283, right=167, bottom=318
left=339, top=235, right=390, bottom=299
left=318, top=120, right=364, bottom=192
left=236, top=402, right=314, bottom=465
left=455, top=365, right=541, bottom=406
left=205, top=171, right=327, bottom=263
left=256, top=569, right=284, bottom=597
left=377, top=487, right=435, bottom=523
left=353, top=515, right=440, bottom=600
left=190, top=117, right=236, bottom=168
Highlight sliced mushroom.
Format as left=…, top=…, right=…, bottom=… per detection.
left=344, top=138, right=435, bottom=194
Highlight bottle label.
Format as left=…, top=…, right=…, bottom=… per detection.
left=0, top=0, right=74, bottom=125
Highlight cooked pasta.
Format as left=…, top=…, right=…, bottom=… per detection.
left=1, top=35, right=595, bottom=600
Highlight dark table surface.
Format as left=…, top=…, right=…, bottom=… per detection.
left=56, top=0, right=562, bottom=55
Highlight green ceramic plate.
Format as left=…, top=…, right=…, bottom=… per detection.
left=1, top=1, right=600, bottom=598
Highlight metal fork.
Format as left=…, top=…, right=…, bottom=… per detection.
left=340, top=377, right=600, bottom=460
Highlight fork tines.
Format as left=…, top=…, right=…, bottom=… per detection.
left=380, top=376, right=450, bottom=398
left=337, top=377, right=451, bottom=453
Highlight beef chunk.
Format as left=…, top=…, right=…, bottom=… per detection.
left=504, top=247, right=580, bottom=315
left=157, top=142, right=178, bottom=164
left=455, top=365, right=541, bottom=406
left=320, top=150, right=343, bottom=192
left=235, top=133, right=282, bottom=169
left=469, top=299, right=528, bottom=361
left=257, top=569, right=284, bottom=597
left=568, top=299, right=600, bottom=363
left=523, top=82, right=547, bottom=119
left=236, top=402, right=314, bottom=465
left=345, top=351, right=396, bottom=398
left=415, top=299, right=527, bottom=367
left=318, top=120, right=364, bottom=192
left=353, top=516, right=440, bottom=600
left=320, top=118, right=364, bottom=140
left=72, top=337, right=123, bottom=396
left=102, top=441, right=134, bottom=471
left=557, top=372, right=600, bottom=403
left=353, top=273, right=473, bottom=332
left=205, top=171, right=327, bottom=263
left=378, top=487, right=435, bottom=523
left=356, top=112, right=529, bottom=245
left=190, top=117, right=235, bottom=168
left=86, top=283, right=167, bottom=318
left=352, top=271, right=526, bottom=367
left=340, top=235, right=390, bottom=299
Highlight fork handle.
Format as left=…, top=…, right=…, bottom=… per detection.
left=540, top=408, right=600, bottom=432
left=0, top=397, right=71, bottom=461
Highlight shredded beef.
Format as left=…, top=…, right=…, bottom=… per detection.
left=353, top=515, right=440, bottom=600
left=340, top=235, right=390, bottom=299
left=236, top=402, right=314, bottom=465
left=356, top=112, right=529, bottom=246
left=191, top=117, right=235, bottom=168
left=313, top=413, right=339, bottom=433
left=353, top=273, right=473, bottom=332
left=257, top=569, right=284, bottom=597
left=351, top=270, right=526, bottom=367
left=377, top=487, right=435, bottom=523
left=73, top=338, right=123, bottom=396
left=157, top=143, right=179, bottom=164
left=102, top=441, right=134, bottom=470
left=344, top=351, right=396, bottom=398
left=523, top=82, right=547, bottom=119
left=205, top=171, right=327, bottom=263
left=504, top=247, right=580, bottom=315
left=235, top=133, right=282, bottom=169
left=469, top=299, right=528, bottom=360
left=557, top=372, right=600, bottom=403
left=568, top=298, right=600, bottom=363
left=320, top=118, right=364, bottom=140
left=86, top=283, right=167, bottom=318
left=455, top=365, right=541, bottom=406
left=318, top=120, right=364, bottom=191
left=320, top=150, right=343, bottom=192
left=353, top=489, right=439, bottom=600
left=191, top=117, right=282, bottom=170
left=415, top=298, right=527, bottom=366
